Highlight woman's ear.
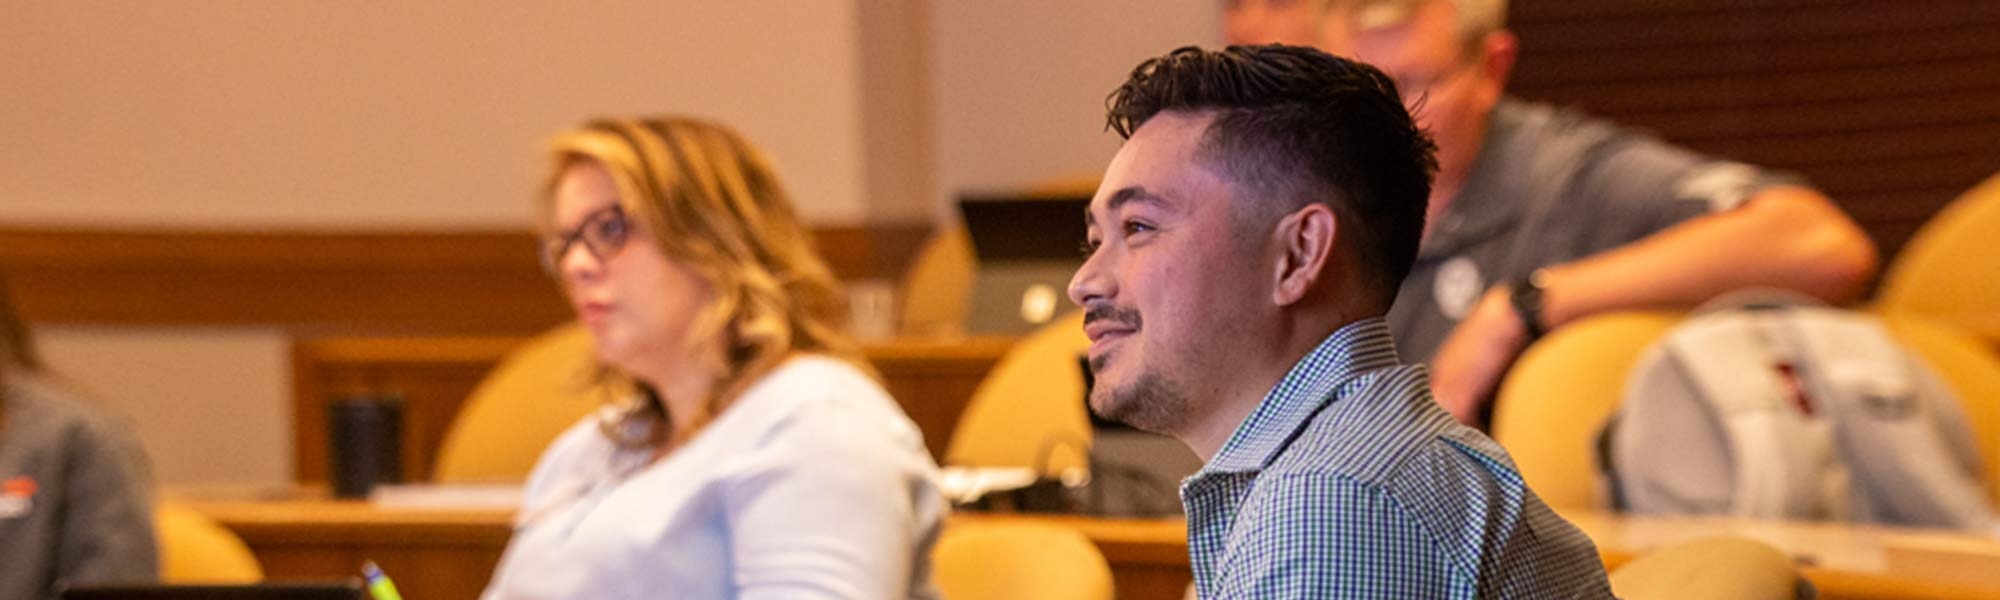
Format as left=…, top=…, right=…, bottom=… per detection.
left=1270, top=204, right=1338, bottom=307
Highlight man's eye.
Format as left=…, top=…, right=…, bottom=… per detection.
left=1122, top=221, right=1154, bottom=236
left=1079, top=239, right=1101, bottom=257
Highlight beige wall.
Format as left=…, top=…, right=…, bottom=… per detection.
left=932, top=0, right=1219, bottom=215
left=4, top=1, right=1221, bottom=486
left=36, top=326, right=292, bottom=486
left=857, top=0, right=939, bottom=223
left=0, top=1, right=870, bottom=228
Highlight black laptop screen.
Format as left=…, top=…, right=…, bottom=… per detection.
left=958, top=194, right=1091, bottom=262
left=60, top=582, right=366, bottom=600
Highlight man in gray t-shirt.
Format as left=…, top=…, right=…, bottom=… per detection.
left=1226, top=0, right=1878, bottom=425
left=1389, top=97, right=1798, bottom=363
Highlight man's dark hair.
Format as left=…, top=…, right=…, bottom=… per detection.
left=1106, top=44, right=1437, bottom=309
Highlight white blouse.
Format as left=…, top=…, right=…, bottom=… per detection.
left=481, top=356, right=945, bottom=600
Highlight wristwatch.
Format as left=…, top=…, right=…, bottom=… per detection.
left=1508, top=269, right=1552, bottom=341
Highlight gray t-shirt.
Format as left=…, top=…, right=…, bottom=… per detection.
left=1389, top=97, right=1796, bottom=361
left=0, top=374, right=157, bottom=600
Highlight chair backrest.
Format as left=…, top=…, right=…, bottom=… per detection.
left=155, top=502, right=261, bottom=584
left=432, top=323, right=603, bottom=483
left=1878, top=312, right=2000, bottom=507
left=1609, top=536, right=1799, bottom=600
left=945, top=311, right=1092, bottom=475
left=1496, top=308, right=2000, bottom=512
left=1877, top=171, right=2000, bottom=343
left=898, top=227, right=976, bottom=338
left=932, top=519, right=1113, bottom=600
left=1491, top=311, right=1683, bottom=511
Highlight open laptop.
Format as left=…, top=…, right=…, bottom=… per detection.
left=958, top=194, right=1091, bottom=336
left=59, top=581, right=366, bottom=600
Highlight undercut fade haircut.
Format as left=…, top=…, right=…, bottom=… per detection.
left=1105, top=44, right=1438, bottom=308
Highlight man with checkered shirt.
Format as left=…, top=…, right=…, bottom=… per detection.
left=1069, top=44, right=1613, bottom=598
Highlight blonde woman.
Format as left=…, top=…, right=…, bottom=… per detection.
left=480, top=118, right=943, bottom=600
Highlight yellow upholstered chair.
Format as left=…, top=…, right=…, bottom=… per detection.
left=155, top=502, right=262, bottom=584
left=1876, top=171, right=2000, bottom=343
left=945, top=311, right=1093, bottom=476
left=1609, top=537, right=1800, bottom=600
left=932, top=519, right=1113, bottom=600
left=1877, top=312, right=2000, bottom=506
left=1490, top=311, right=1683, bottom=511
left=899, top=227, right=977, bottom=338
left=1494, top=308, right=2000, bottom=512
left=432, top=323, right=605, bottom=483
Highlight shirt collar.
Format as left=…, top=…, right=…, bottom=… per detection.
left=1202, top=318, right=1402, bottom=474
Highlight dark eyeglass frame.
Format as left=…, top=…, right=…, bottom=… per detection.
left=1392, top=54, right=1482, bottom=104
left=540, top=204, right=632, bottom=275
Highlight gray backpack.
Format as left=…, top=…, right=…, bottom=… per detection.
left=1600, top=291, right=1994, bottom=530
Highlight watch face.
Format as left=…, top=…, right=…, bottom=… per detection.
left=1435, top=256, right=1483, bottom=320
left=1510, top=274, right=1547, bottom=337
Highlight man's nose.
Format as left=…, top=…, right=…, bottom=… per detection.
left=1069, top=248, right=1114, bottom=309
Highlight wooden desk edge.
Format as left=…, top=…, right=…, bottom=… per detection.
left=185, top=500, right=2000, bottom=600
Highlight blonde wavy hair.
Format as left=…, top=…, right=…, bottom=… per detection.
left=538, top=116, right=865, bottom=448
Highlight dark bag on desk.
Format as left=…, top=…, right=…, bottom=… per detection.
left=1600, top=292, right=1993, bottom=530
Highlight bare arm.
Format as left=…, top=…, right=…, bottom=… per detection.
left=1538, top=185, right=1876, bottom=324
left=1431, top=185, right=1879, bottom=424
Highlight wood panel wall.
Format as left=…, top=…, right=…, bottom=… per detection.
left=1506, top=0, right=2000, bottom=261
left=0, top=225, right=929, bottom=332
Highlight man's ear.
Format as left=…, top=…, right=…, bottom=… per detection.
left=1479, top=30, right=1519, bottom=92
left=1270, top=204, right=1339, bottom=307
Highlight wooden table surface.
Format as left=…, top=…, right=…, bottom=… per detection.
left=179, top=492, right=2000, bottom=600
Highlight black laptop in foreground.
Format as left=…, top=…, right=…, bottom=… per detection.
left=59, top=581, right=366, bottom=600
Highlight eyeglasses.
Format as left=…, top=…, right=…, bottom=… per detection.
left=540, top=204, right=632, bottom=275
left=1394, top=59, right=1478, bottom=105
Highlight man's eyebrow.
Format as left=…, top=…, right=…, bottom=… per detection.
left=1104, top=186, right=1169, bottom=213
left=1086, top=186, right=1171, bottom=229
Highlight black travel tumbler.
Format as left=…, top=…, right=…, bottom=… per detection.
left=327, top=393, right=404, bottom=498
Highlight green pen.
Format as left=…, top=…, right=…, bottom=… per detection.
left=362, top=560, right=405, bottom=600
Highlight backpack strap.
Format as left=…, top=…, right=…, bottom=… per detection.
left=1780, top=307, right=1996, bottom=529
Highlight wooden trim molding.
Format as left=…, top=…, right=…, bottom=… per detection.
left=0, top=224, right=930, bottom=332
left=289, top=333, right=1012, bottom=484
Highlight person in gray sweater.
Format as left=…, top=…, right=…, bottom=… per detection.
left=0, top=279, right=157, bottom=599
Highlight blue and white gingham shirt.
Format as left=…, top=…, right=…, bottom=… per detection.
left=1182, top=319, right=1614, bottom=599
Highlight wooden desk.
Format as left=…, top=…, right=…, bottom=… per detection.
left=290, top=335, right=1014, bottom=483
left=1572, top=512, right=2000, bottom=600
left=183, top=496, right=510, bottom=600
left=181, top=495, right=2000, bottom=600
left=178, top=497, right=1186, bottom=600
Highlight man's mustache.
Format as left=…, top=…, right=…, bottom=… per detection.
left=1083, top=305, right=1142, bottom=331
